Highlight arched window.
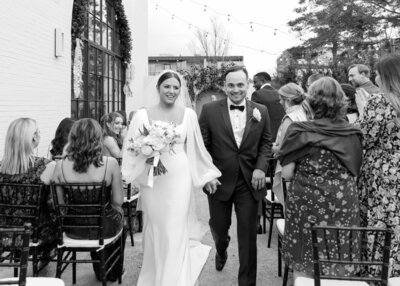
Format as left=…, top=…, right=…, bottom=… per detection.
left=71, top=0, right=125, bottom=121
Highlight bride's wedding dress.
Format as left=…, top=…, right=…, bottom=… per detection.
left=122, top=107, right=220, bottom=286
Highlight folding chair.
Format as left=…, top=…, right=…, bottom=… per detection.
left=0, top=223, right=64, bottom=286
left=0, top=182, right=54, bottom=277
left=277, top=178, right=290, bottom=286
left=51, top=181, right=124, bottom=286
left=295, top=225, right=392, bottom=286
left=263, top=158, right=284, bottom=247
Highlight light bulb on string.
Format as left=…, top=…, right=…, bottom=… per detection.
left=204, top=5, right=207, bottom=12
left=188, top=24, right=191, bottom=29
left=274, top=29, right=277, bottom=36
left=227, top=14, right=230, bottom=21
left=155, top=4, right=158, bottom=10
left=250, top=22, right=253, bottom=32
left=171, top=14, right=174, bottom=20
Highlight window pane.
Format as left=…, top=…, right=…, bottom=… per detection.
left=89, top=47, right=95, bottom=74
left=97, top=51, right=102, bottom=75
left=108, top=27, right=113, bottom=51
left=89, top=74, right=96, bottom=99
left=88, top=14, right=94, bottom=42
left=103, top=77, right=108, bottom=101
left=89, top=101, right=96, bottom=119
left=102, top=24, right=107, bottom=48
left=109, top=78, right=113, bottom=101
left=104, top=54, right=108, bottom=77
left=71, top=100, right=78, bottom=120
left=109, top=56, right=114, bottom=78
left=94, top=0, right=101, bottom=20
left=89, top=0, right=95, bottom=15
left=97, top=76, right=102, bottom=100
left=78, top=101, right=86, bottom=118
left=102, top=1, right=108, bottom=24
left=94, top=19, right=101, bottom=45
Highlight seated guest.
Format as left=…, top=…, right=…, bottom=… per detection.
left=49, top=117, right=75, bottom=159
left=279, top=77, right=363, bottom=279
left=52, top=118, right=125, bottom=281
left=100, top=112, right=124, bottom=159
left=272, top=83, right=313, bottom=205
left=341, top=83, right=359, bottom=123
left=0, top=118, right=57, bottom=257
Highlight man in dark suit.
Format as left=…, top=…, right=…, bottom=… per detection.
left=251, top=72, right=285, bottom=142
left=199, top=66, right=272, bottom=286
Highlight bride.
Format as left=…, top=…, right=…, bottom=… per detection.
left=121, top=70, right=221, bottom=286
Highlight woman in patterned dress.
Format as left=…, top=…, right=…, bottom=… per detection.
left=278, top=77, right=363, bottom=278
left=0, top=118, right=57, bottom=256
left=357, top=54, right=400, bottom=277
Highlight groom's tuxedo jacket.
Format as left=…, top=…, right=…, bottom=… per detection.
left=199, top=98, right=272, bottom=201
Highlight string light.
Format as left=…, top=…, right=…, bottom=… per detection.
left=203, top=5, right=207, bottom=12
left=150, top=1, right=281, bottom=55
left=250, top=22, right=253, bottom=32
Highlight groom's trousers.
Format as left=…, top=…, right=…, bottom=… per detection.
left=208, top=171, right=259, bottom=286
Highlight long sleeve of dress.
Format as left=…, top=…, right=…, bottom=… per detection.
left=121, top=109, right=148, bottom=184
left=185, top=108, right=221, bottom=188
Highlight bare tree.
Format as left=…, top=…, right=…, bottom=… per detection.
left=190, top=16, right=231, bottom=57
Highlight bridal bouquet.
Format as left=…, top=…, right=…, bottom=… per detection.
left=126, top=121, right=179, bottom=184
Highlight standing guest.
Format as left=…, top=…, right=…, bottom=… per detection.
left=251, top=71, right=285, bottom=142
left=52, top=118, right=125, bottom=281
left=272, top=83, right=313, bottom=205
left=357, top=54, right=400, bottom=277
left=341, top=83, right=359, bottom=123
left=279, top=77, right=363, bottom=279
left=49, top=117, right=75, bottom=159
left=100, top=112, right=124, bottom=158
left=306, top=73, right=324, bottom=91
left=348, top=63, right=380, bottom=94
left=0, top=118, right=57, bottom=258
left=200, top=66, right=272, bottom=286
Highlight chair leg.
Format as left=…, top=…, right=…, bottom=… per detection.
left=14, top=267, right=18, bottom=278
left=100, top=249, right=107, bottom=286
left=32, top=247, right=38, bottom=277
left=138, top=211, right=143, bottom=232
left=268, top=204, right=275, bottom=248
left=262, top=200, right=266, bottom=234
left=56, top=248, right=63, bottom=278
left=278, top=235, right=282, bottom=277
left=72, top=251, right=77, bottom=284
left=127, top=203, right=134, bottom=246
left=283, top=264, right=289, bottom=286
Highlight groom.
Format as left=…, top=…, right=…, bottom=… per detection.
left=199, top=66, right=272, bottom=286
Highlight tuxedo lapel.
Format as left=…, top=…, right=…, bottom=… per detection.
left=219, top=100, right=238, bottom=148
left=240, top=100, right=254, bottom=149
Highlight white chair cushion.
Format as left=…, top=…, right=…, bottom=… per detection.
left=0, top=277, right=65, bottom=286
left=124, top=192, right=140, bottom=203
left=265, top=189, right=280, bottom=203
left=389, top=277, right=400, bottom=286
left=276, top=219, right=285, bottom=235
left=60, top=227, right=123, bottom=249
left=295, top=276, right=369, bottom=286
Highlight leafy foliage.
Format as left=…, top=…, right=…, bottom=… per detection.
left=71, top=0, right=132, bottom=63
left=179, top=63, right=235, bottom=102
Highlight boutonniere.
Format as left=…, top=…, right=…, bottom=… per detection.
left=251, top=108, right=262, bottom=122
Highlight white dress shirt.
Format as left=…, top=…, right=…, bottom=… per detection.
left=227, top=98, right=247, bottom=147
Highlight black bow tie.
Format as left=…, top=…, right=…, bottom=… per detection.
left=230, top=105, right=245, bottom=112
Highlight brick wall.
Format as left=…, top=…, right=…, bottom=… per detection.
left=0, top=0, right=73, bottom=158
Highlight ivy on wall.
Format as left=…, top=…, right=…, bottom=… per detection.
left=71, top=0, right=132, bottom=63
left=179, top=63, right=235, bottom=102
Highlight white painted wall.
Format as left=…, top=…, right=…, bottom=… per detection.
left=0, top=0, right=148, bottom=158
left=0, top=0, right=73, bottom=158
left=123, top=0, right=149, bottom=115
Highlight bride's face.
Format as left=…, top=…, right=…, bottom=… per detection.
left=158, top=78, right=181, bottom=105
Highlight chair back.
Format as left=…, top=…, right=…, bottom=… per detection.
left=0, top=223, right=31, bottom=286
left=50, top=181, right=108, bottom=245
left=266, top=158, right=277, bottom=199
left=0, top=183, right=43, bottom=244
left=311, top=225, right=391, bottom=286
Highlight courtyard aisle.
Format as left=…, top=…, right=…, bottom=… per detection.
left=0, top=189, right=289, bottom=286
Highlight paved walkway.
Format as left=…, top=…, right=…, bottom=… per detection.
left=0, top=190, right=291, bottom=285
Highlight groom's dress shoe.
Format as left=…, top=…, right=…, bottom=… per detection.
left=215, top=251, right=228, bottom=271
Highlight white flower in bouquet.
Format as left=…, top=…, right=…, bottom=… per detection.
left=126, top=121, right=180, bottom=178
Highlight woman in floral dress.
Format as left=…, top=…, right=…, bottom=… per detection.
left=357, top=54, right=400, bottom=277
left=279, top=77, right=363, bottom=278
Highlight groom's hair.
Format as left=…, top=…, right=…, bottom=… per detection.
left=224, top=66, right=248, bottom=79
left=254, top=72, right=271, bottom=82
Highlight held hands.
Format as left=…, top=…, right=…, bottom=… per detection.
left=205, top=179, right=221, bottom=194
left=252, top=169, right=266, bottom=191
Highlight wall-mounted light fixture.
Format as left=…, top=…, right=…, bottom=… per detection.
left=54, top=28, right=64, bottom=57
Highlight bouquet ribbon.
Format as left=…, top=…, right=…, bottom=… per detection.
left=148, top=154, right=160, bottom=188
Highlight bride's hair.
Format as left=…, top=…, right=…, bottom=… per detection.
left=156, top=71, right=181, bottom=90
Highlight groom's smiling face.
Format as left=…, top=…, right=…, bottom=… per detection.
left=224, top=70, right=249, bottom=105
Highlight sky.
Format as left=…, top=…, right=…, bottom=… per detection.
left=148, top=0, right=302, bottom=76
